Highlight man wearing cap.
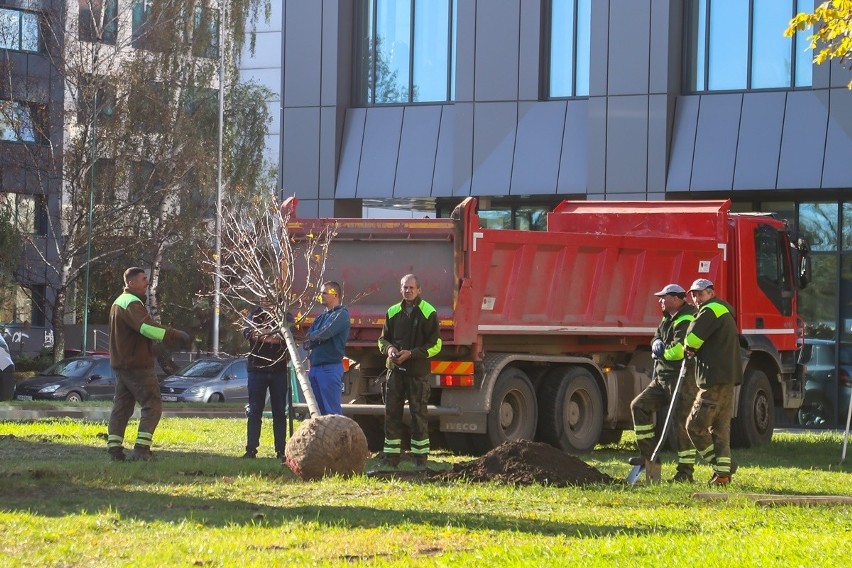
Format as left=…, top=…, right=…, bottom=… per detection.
left=630, top=284, right=698, bottom=483
left=684, top=278, right=743, bottom=486
left=304, top=281, right=351, bottom=415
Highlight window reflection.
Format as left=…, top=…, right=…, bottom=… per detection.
left=687, top=0, right=812, bottom=92
left=799, top=202, right=838, bottom=252
left=0, top=8, right=40, bottom=53
left=548, top=0, right=591, bottom=98
left=356, top=0, right=455, bottom=105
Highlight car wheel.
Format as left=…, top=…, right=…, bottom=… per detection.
left=207, top=393, right=224, bottom=403
left=797, top=395, right=833, bottom=427
left=65, top=391, right=83, bottom=403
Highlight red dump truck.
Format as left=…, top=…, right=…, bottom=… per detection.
left=288, top=198, right=810, bottom=454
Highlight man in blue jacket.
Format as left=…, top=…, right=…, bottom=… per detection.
left=304, top=281, right=351, bottom=415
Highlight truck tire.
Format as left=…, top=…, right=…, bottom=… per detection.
left=480, top=367, right=537, bottom=452
left=537, top=366, right=603, bottom=453
left=731, top=369, right=774, bottom=448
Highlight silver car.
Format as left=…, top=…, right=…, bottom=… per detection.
left=160, top=357, right=249, bottom=403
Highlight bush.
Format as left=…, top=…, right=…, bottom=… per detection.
left=13, top=349, right=54, bottom=373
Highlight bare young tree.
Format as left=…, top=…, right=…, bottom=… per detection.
left=205, top=194, right=337, bottom=416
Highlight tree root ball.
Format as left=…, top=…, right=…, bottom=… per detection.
left=284, top=414, right=370, bottom=480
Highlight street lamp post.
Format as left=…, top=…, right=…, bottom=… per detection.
left=212, top=0, right=226, bottom=355
left=81, top=48, right=98, bottom=355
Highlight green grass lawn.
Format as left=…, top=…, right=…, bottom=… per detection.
left=1, top=417, right=851, bottom=567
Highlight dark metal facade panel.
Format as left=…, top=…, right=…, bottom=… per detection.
left=588, top=0, right=610, bottom=97
left=518, top=0, right=542, bottom=101
left=647, top=94, right=670, bottom=192
left=432, top=105, right=455, bottom=197
left=777, top=90, right=829, bottom=190
left=452, top=102, right=475, bottom=197
left=283, top=0, right=322, bottom=107
left=666, top=96, right=699, bottom=191
left=319, top=107, right=338, bottom=199
left=690, top=94, right=742, bottom=191
left=822, top=89, right=852, bottom=188
left=320, top=0, right=340, bottom=107
left=557, top=100, right=589, bottom=194
left=394, top=106, right=442, bottom=197
left=471, top=102, right=517, bottom=196
left=334, top=108, right=366, bottom=198
left=586, top=96, right=607, bottom=193
left=356, top=107, right=404, bottom=197
left=605, top=95, right=649, bottom=193
left=649, top=0, right=682, bottom=95
left=282, top=107, right=321, bottom=197
left=454, top=0, right=477, bottom=103
left=474, top=0, right=520, bottom=101
left=607, top=0, right=650, bottom=96
left=510, top=101, right=565, bottom=195
left=733, top=92, right=785, bottom=190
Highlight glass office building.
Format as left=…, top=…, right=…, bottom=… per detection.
left=243, top=1, right=852, bottom=425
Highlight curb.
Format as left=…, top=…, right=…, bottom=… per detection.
left=0, top=406, right=247, bottom=421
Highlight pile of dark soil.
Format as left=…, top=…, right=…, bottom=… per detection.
left=435, top=439, right=615, bottom=487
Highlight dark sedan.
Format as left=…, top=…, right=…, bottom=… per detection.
left=13, top=355, right=116, bottom=402
left=797, top=339, right=852, bottom=427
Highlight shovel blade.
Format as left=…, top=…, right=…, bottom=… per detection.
left=626, top=464, right=644, bottom=485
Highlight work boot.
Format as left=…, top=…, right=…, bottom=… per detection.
left=628, top=456, right=644, bottom=466
left=669, top=471, right=694, bottom=483
left=413, top=456, right=428, bottom=468
left=241, top=450, right=257, bottom=459
left=108, top=447, right=126, bottom=462
left=276, top=451, right=285, bottom=461
left=380, top=454, right=400, bottom=469
left=645, top=459, right=662, bottom=484
left=708, top=472, right=731, bottom=486
left=128, top=445, right=154, bottom=462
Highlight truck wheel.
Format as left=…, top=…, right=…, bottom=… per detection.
left=481, top=367, right=537, bottom=452
left=731, top=369, right=774, bottom=448
left=537, top=366, right=603, bottom=453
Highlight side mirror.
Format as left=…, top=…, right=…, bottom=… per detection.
left=88, top=374, right=103, bottom=382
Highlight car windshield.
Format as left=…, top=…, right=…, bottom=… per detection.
left=178, top=360, right=228, bottom=378
left=40, top=359, right=94, bottom=378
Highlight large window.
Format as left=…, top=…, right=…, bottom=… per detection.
left=78, top=0, right=118, bottom=45
left=547, top=0, right=591, bottom=98
left=0, top=100, right=46, bottom=144
left=687, top=0, right=814, bottom=92
left=0, top=192, right=47, bottom=235
left=0, top=8, right=40, bottom=53
left=355, top=0, right=456, bottom=105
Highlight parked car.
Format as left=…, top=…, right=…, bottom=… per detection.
left=160, top=357, right=249, bottom=403
left=13, top=355, right=115, bottom=402
left=797, top=339, right=852, bottom=427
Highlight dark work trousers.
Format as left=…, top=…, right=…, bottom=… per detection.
left=246, top=369, right=289, bottom=455
left=631, top=373, right=698, bottom=475
left=383, top=370, right=431, bottom=458
left=108, top=368, right=162, bottom=450
left=687, top=383, right=735, bottom=475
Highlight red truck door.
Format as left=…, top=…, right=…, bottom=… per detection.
left=730, top=216, right=799, bottom=353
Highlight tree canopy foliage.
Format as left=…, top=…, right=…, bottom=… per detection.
left=786, top=0, right=852, bottom=88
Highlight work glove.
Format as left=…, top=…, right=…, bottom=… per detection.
left=685, top=346, right=697, bottom=359
left=175, top=329, right=191, bottom=348
left=651, top=339, right=665, bottom=359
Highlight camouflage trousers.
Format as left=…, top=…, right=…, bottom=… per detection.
left=383, top=370, right=430, bottom=458
left=631, top=373, right=698, bottom=474
left=686, top=383, right=735, bottom=475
